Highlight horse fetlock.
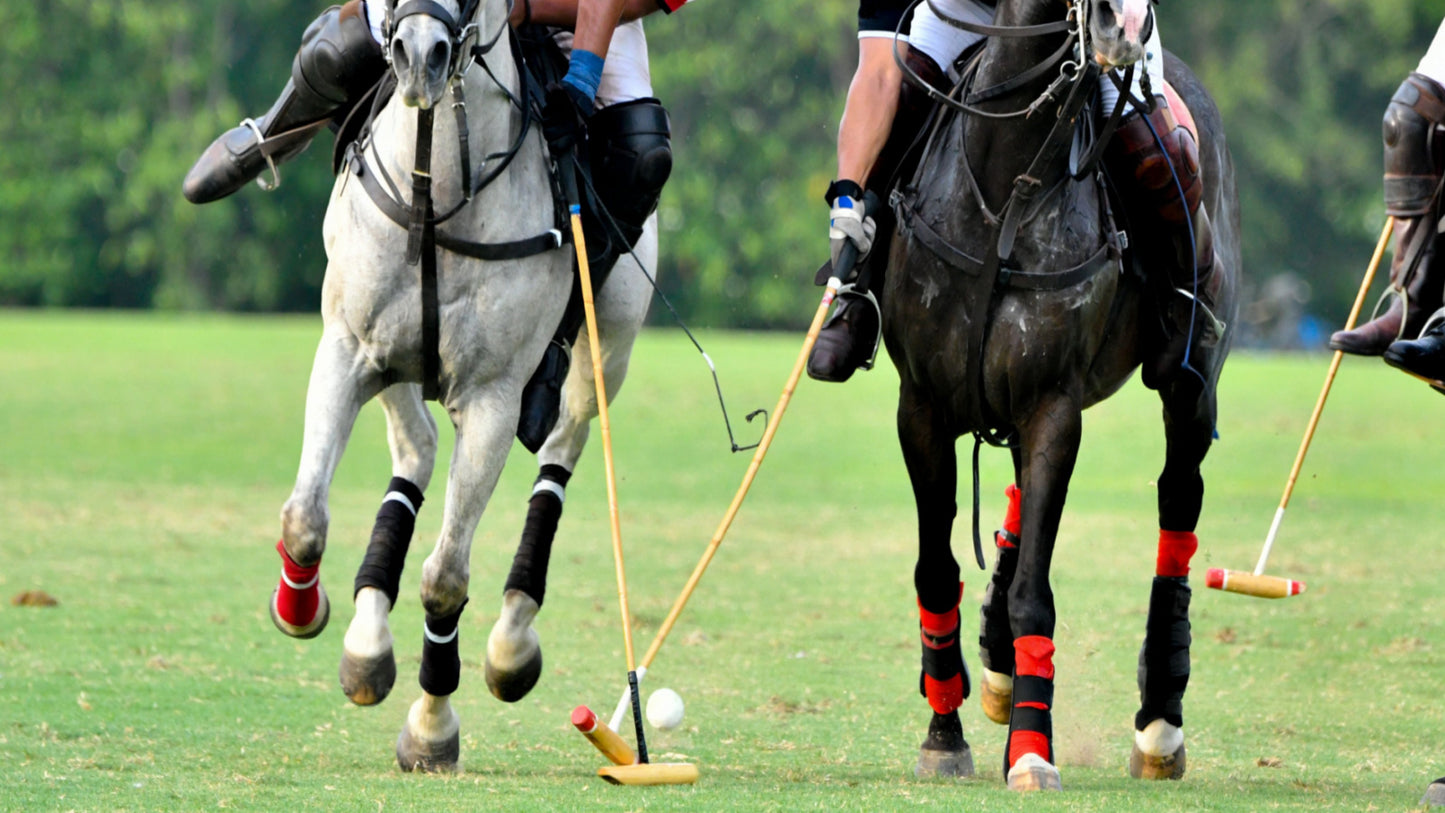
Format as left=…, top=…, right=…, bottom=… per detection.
left=484, top=591, right=543, bottom=703
left=418, top=559, right=469, bottom=617
left=396, top=695, right=460, bottom=773
left=915, top=711, right=975, bottom=779
left=280, top=497, right=328, bottom=565
left=980, top=668, right=1013, bottom=725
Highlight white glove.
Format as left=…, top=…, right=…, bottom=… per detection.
left=829, top=194, right=876, bottom=270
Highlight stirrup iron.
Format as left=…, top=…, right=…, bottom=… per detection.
left=241, top=118, right=283, bottom=192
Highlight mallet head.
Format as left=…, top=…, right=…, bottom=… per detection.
left=1205, top=568, right=1305, bottom=599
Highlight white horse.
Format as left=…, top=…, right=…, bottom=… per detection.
left=265, top=0, right=655, bottom=771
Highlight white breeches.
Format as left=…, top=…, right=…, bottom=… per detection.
left=908, top=0, right=1165, bottom=110
left=1417, top=19, right=1445, bottom=84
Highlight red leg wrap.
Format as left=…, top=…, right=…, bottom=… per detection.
left=1157, top=530, right=1198, bottom=577
left=923, top=674, right=964, bottom=715
left=996, top=484, right=1022, bottom=548
left=918, top=583, right=965, bottom=714
left=275, top=540, right=320, bottom=627
left=1014, top=635, right=1055, bottom=679
left=1008, top=730, right=1051, bottom=768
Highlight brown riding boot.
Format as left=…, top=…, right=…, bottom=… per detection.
left=183, top=1, right=384, bottom=203
left=1331, top=73, right=1445, bottom=354
left=1106, top=100, right=1222, bottom=380
left=808, top=50, right=948, bottom=383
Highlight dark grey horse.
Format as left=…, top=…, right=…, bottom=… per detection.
left=884, top=0, right=1240, bottom=790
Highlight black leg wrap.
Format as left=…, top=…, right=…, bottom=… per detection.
left=979, top=544, right=1019, bottom=674
left=1135, top=576, right=1192, bottom=730
left=354, top=477, right=424, bottom=607
left=1004, top=674, right=1055, bottom=771
left=503, top=467, right=572, bottom=605
left=418, top=599, right=468, bottom=697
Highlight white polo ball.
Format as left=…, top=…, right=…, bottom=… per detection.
left=645, top=687, right=685, bottom=730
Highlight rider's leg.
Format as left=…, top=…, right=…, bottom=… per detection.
left=1332, top=70, right=1445, bottom=355
left=807, top=0, right=980, bottom=382
left=517, top=22, right=671, bottom=452
left=1102, top=21, right=1222, bottom=381
left=183, top=0, right=385, bottom=204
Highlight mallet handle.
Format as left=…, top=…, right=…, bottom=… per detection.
left=569, top=204, right=638, bottom=675
left=1258, top=217, right=1394, bottom=574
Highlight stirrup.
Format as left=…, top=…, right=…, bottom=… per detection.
left=240, top=118, right=283, bottom=192
left=1171, top=287, right=1226, bottom=347
left=821, top=283, right=883, bottom=372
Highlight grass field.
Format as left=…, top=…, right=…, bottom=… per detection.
left=3, top=310, right=1445, bottom=811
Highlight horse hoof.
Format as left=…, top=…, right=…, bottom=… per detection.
left=339, top=649, right=396, bottom=706
left=1423, top=778, right=1445, bottom=807
left=980, top=669, right=1012, bottom=725
left=1129, top=742, right=1186, bottom=780
left=396, top=725, right=460, bottom=773
left=269, top=584, right=329, bottom=639
left=1006, top=753, right=1062, bottom=791
left=915, top=745, right=974, bottom=779
left=484, top=591, right=543, bottom=702
left=484, top=647, right=542, bottom=703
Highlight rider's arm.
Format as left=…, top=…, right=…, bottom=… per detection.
left=837, top=36, right=907, bottom=188
left=511, top=0, right=659, bottom=27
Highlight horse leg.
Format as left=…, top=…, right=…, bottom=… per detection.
left=896, top=388, right=973, bottom=779
left=487, top=224, right=655, bottom=702
left=979, top=446, right=1024, bottom=724
left=1004, top=395, right=1081, bottom=792
left=340, top=383, right=437, bottom=706
left=273, top=327, right=381, bottom=639
left=1130, top=377, right=1213, bottom=780
left=397, top=390, right=517, bottom=773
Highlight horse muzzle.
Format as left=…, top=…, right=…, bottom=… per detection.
left=391, top=29, right=452, bottom=109
left=1089, top=0, right=1150, bottom=70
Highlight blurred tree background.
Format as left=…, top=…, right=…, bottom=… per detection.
left=2, top=0, right=1443, bottom=341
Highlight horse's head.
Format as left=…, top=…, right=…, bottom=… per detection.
left=1086, top=0, right=1153, bottom=71
left=385, top=0, right=479, bottom=108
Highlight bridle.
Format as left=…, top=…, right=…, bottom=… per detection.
left=351, top=0, right=566, bottom=401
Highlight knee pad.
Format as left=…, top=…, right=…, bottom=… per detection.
left=1384, top=73, right=1445, bottom=217
left=588, top=98, right=673, bottom=245
left=296, top=2, right=386, bottom=106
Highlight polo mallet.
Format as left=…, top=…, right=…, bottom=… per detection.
left=1207, top=216, right=1395, bottom=599
left=603, top=192, right=883, bottom=733
left=560, top=158, right=697, bottom=785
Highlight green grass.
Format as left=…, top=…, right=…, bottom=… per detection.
left=2, top=310, right=1444, bottom=811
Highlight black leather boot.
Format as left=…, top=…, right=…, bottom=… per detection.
left=516, top=337, right=571, bottom=453
left=1107, top=102, right=1222, bottom=383
left=808, top=50, right=946, bottom=383
left=183, top=1, right=384, bottom=203
left=1332, top=73, right=1445, bottom=355
left=1384, top=307, right=1445, bottom=383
